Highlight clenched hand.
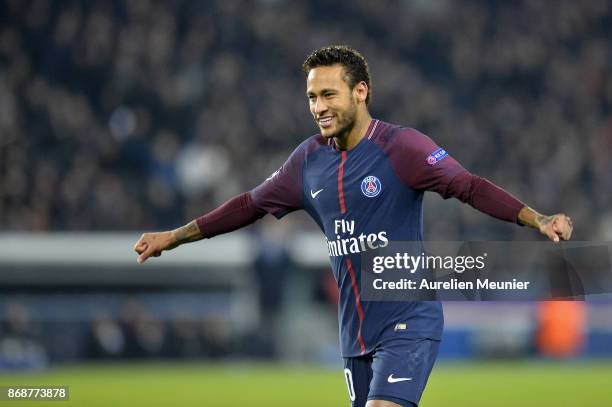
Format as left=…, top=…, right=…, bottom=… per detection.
left=538, top=213, right=573, bottom=243
left=133, top=231, right=177, bottom=263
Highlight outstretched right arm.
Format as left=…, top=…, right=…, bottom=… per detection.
left=134, top=192, right=266, bottom=263
left=134, top=140, right=308, bottom=264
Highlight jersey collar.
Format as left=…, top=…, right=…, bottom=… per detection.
left=329, top=119, right=380, bottom=152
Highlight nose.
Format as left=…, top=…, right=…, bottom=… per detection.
left=313, top=98, right=328, bottom=115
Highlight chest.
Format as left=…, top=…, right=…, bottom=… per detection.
left=303, top=146, right=402, bottom=218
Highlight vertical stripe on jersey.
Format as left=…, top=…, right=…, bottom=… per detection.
left=345, top=258, right=366, bottom=354
left=337, top=149, right=364, bottom=353
left=338, top=151, right=347, bottom=214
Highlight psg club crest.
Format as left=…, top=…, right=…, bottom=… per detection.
left=361, top=176, right=382, bottom=198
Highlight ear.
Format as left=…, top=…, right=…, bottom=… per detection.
left=354, top=81, right=368, bottom=103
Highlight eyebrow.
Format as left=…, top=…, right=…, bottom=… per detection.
left=306, top=88, right=337, bottom=96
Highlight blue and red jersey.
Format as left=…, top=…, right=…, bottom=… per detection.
left=245, top=119, right=523, bottom=357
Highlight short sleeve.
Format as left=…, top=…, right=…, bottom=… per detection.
left=377, top=126, right=524, bottom=222
left=388, top=128, right=467, bottom=198
left=250, top=142, right=306, bottom=218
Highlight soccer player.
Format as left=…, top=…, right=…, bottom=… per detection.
left=133, top=46, right=573, bottom=407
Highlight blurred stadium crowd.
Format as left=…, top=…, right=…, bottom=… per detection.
left=1, top=0, right=611, bottom=238
left=0, top=300, right=232, bottom=368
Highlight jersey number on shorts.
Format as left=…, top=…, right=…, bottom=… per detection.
left=344, top=368, right=356, bottom=402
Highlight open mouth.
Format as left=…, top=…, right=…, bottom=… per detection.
left=318, top=116, right=333, bottom=128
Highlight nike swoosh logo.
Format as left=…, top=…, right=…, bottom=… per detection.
left=310, top=189, right=324, bottom=198
left=387, top=374, right=412, bottom=383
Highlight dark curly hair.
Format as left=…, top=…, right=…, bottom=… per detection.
left=302, top=45, right=372, bottom=105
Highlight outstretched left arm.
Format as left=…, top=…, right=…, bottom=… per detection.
left=443, top=171, right=574, bottom=243
left=387, top=128, right=573, bottom=242
left=444, top=172, right=574, bottom=243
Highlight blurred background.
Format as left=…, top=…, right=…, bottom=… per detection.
left=0, top=0, right=611, bottom=406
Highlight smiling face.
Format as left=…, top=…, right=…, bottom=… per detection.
left=306, top=64, right=367, bottom=140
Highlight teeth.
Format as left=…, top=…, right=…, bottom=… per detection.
left=319, top=117, right=332, bottom=123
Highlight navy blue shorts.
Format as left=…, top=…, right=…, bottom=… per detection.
left=343, top=338, right=440, bottom=407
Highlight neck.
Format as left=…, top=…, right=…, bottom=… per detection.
left=334, top=111, right=373, bottom=151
